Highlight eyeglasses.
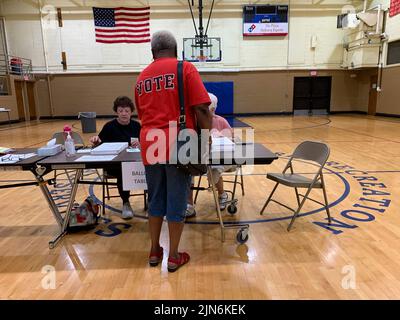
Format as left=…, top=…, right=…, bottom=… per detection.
left=0, top=154, right=22, bottom=162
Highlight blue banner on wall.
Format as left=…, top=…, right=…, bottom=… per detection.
left=203, top=81, right=234, bottom=115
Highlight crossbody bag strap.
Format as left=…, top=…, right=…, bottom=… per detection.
left=177, top=60, right=186, bottom=131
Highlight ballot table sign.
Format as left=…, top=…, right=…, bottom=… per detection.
left=122, top=161, right=148, bottom=191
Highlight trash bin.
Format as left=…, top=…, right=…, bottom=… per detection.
left=78, top=112, right=96, bottom=133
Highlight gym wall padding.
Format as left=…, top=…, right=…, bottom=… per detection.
left=204, top=81, right=234, bottom=115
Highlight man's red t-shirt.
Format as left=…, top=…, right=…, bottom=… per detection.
left=135, top=57, right=210, bottom=165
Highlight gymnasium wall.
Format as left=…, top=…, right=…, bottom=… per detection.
left=368, top=0, right=400, bottom=115
left=0, top=76, right=17, bottom=121
left=377, top=65, right=400, bottom=115
left=386, top=10, right=400, bottom=42
left=0, top=0, right=356, bottom=72
left=0, top=1, right=396, bottom=119
left=383, top=0, right=400, bottom=115
left=378, top=6, right=400, bottom=116
left=33, top=68, right=374, bottom=117
left=369, top=0, right=400, bottom=41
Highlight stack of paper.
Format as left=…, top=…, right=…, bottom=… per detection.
left=91, top=142, right=128, bottom=155
left=211, top=136, right=234, bottom=153
left=76, top=155, right=116, bottom=162
left=76, top=148, right=92, bottom=154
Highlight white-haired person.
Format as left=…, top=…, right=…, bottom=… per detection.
left=186, top=92, right=236, bottom=218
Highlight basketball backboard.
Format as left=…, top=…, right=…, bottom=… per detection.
left=182, top=36, right=221, bottom=62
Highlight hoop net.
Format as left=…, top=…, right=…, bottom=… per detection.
left=197, top=55, right=207, bottom=63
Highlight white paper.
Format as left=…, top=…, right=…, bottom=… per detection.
left=122, top=161, right=147, bottom=190
left=91, top=142, right=128, bottom=155
left=126, top=148, right=141, bottom=153
left=75, top=155, right=116, bottom=162
left=76, top=148, right=92, bottom=154
left=211, top=136, right=234, bottom=152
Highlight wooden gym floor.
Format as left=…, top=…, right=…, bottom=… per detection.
left=0, top=114, right=399, bottom=299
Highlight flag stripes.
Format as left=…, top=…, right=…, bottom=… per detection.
left=93, top=7, right=151, bottom=44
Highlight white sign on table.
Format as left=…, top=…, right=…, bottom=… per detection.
left=122, top=162, right=147, bottom=191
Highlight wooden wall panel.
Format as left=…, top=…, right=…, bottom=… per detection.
left=377, top=66, right=400, bottom=116
left=33, top=69, right=390, bottom=117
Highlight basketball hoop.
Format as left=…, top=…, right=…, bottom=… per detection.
left=183, top=1, right=222, bottom=63
left=183, top=37, right=221, bottom=63
left=197, top=55, right=207, bottom=63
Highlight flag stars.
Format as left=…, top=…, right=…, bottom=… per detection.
left=93, top=7, right=115, bottom=27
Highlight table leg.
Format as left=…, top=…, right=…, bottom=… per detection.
left=208, top=166, right=226, bottom=242
left=61, top=169, right=82, bottom=232
left=35, top=167, right=83, bottom=249
left=35, top=174, right=64, bottom=228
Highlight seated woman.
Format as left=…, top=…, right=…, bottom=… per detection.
left=89, top=96, right=141, bottom=219
left=186, top=92, right=235, bottom=218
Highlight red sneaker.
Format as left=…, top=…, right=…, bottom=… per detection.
left=149, top=247, right=163, bottom=267
left=167, top=252, right=190, bottom=272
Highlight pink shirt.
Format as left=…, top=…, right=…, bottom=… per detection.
left=211, top=114, right=233, bottom=138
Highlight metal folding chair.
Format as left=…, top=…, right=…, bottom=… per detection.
left=260, top=140, right=332, bottom=231
left=52, top=131, right=85, bottom=147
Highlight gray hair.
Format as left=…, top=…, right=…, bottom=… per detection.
left=151, top=30, right=177, bottom=52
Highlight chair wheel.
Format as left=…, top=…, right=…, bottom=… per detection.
left=236, top=228, right=249, bottom=244
left=227, top=204, right=237, bottom=214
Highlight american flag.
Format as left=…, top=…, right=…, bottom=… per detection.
left=92, top=7, right=150, bottom=44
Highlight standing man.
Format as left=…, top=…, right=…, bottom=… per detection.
left=89, top=96, right=141, bottom=219
left=135, top=30, right=212, bottom=272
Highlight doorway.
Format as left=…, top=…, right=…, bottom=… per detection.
left=293, top=77, right=332, bottom=115
left=14, top=80, right=37, bottom=121
left=14, top=80, right=25, bottom=121
left=368, top=75, right=378, bottom=116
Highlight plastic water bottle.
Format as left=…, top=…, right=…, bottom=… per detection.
left=65, top=132, right=76, bottom=157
